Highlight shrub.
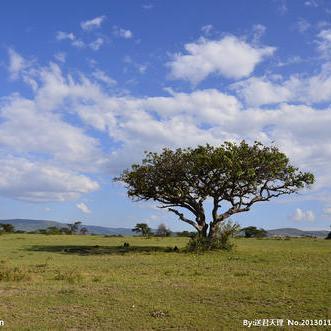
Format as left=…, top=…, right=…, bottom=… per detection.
left=186, top=220, right=240, bottom=252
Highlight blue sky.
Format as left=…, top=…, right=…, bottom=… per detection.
left=0, top=0, right=331, bottom=231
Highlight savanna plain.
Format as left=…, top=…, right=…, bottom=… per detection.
left=0, top=234, right=330, bottom=330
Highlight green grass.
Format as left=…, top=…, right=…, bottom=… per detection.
left=0, top=234, right=330, bottom=330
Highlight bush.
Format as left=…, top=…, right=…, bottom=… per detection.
left=186, top=220, right=240, bottom=252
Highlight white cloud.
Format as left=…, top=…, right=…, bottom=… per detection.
left=92, top=69, right=117, bottom=86
left=89, top=37, right=104, bottom=50
left=201, top=24, right=213, bottom=35
left=113, top=26, right=133, bottom=39
left=56, top=31, right=105, bottom=50
left=291, top=208, right=315, bottom=222
left=295, top=18, right=311, bottom=33
left=8, top=48, right=29, bottom=80
left=81, top=16, right=105, bottom=31
left=3, top=50, right=331, bottom=206
left=56, top=31, right=75, bottom=41
left=0, top=157, right=99, bottom=202
left=232, top=63, right=331, bottom=105
left=76, top=202, right=91, bottom=214
left=167, top=36, right=275, bottom=84
left=54, top=52, right=66, bottom=63
left=56, top=31, right=86, bottom=48
left=316, top=29, right=331, bottom=58
left=252, top=24, right=266, bottom=42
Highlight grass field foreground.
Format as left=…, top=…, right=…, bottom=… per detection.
left=0, top=234, right=330, bottom=330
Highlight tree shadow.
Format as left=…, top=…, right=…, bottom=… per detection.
left=27, top=244, right=180, bottom=256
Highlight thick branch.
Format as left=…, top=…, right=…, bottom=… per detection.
left=168, top=208, right=200, bottom=231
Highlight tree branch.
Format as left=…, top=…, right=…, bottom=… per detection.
left=168, top=208, right=200, bottom=231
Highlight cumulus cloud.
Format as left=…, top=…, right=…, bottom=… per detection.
left=56, top=31, right=105, bottom=50
left=81, top=16, right=105, bottom=31
left=3, top=49, right=331, bottom=205
left=232, top=63, right=331, bottom=106
left=167, top=36, right=275, bottom=84
left=89, top=37, right=104, bottom=51
left=113, top=26, right=133, bottom=39
left=0, top=157, right=99, bottom=202
left=56, top=31, right=86, bottom=48
left=76, top=202, right=91, bottom=214
left=291, top=208, right=315, bottom=222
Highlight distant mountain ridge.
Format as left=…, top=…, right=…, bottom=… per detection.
left=0, top=219, right=329, bottom=237
left=0, top=219, right=133, bottom=235
left=266, top=227, right=329, bottom=238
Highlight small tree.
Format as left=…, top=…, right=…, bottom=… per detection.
left=46, top=226, right=61, bottom=235
left=80, top=227, right=88, bottom=235
left=155, top=223, right=171, bottom=237
left=67, top=221, right=82, bottom=235
left=241, top=226, right=268, bottom=238
left=186, top=219, right=240, bottom=251
left=0, top=223, right=15, bottom=233
left=132, top=223, right=152, bottom=237
left=115, top=141, right=314, bottom=244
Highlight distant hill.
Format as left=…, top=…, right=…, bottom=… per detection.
left=0, top=219, right=133, bottom=236
left=0, top=219, right=329, bottom=237
left=266, top=228, right=329, bottom=238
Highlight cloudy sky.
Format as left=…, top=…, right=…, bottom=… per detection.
left=0, top=0, right=330, bottom=231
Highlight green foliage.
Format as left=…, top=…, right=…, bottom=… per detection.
left=241, top=226, right=268, bottom=238
left=326, top=231, right=331, bottom=240
left=0, top=223, right=15, bottom=233
left=186, top=220, right=240, bottom=252
left=115, top=141, right=314, bottom=239
left=176, top=231, right=196, bottom=237
left=45, top=226, right=62, bottom=235
left=80, top=227, right=88, bottom=235
left=132, top=223, right=153, bottom=237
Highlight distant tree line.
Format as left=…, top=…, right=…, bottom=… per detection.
left=0, top=221, right=88, bottom=235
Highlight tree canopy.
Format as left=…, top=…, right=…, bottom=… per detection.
left=115, top=141, right=314, bottom=239
left=132, top=223, right=152, bottom=237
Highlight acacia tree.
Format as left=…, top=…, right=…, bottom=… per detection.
left=132, top=223, right=152, bottom=237
left=0, top=223, right=15, bottom=233
left=115, top=141, right=314, bottom=240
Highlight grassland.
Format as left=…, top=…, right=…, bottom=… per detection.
left=0, top=234, right=330, bottom=330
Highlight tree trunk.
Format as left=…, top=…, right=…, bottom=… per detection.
left=200, top=223, right=208, bottom=237
left=208, top=223, right=218, bottom=239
